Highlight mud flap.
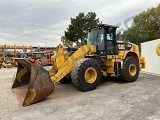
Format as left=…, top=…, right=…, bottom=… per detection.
left=12, top=58, right=54, bottom=106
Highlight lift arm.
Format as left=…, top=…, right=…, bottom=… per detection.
left=49, top=44, right=96, bottom=83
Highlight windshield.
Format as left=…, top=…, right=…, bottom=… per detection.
left=87, top=28, right=99, bottom=45
left=17, top=53, right=28, bottom=58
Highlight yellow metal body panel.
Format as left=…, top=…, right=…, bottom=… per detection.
left=106, top=58, right=114, bottom=74
left=139, top=57, right=146, bottom=69
left=49, top=44, right=96, bottom=83
left=101, top=42, right=145, bottom=76
left=50, top=42, right=146, bottom=82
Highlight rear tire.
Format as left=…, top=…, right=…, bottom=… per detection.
left=119, top=57, right=139, bottom=82
left=71, top=58, right=102, bottom=91
left=59, top=75, right=72, bottom=84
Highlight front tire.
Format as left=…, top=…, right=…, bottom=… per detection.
left=71, top=58, right=102, bottom=91
left=119, top=57, right=139, bottom=82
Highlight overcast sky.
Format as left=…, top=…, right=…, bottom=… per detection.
left=0, top=0, right=159, bottom=47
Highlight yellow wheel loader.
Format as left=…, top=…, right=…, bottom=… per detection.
left=12, top=24, right=146, bottom=106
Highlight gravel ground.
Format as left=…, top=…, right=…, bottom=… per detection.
left=0, top=67, right=160, bottom=120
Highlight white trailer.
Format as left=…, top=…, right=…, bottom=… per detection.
left=141, top=39, right=160, bottom=75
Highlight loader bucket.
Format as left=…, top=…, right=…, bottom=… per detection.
left=12, top=58, right=54, bottom=106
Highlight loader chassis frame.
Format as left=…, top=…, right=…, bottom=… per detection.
left=11, top=24, right=146, bottom=106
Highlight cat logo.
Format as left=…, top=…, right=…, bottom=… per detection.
left=156, top=44, right=160, bottom=56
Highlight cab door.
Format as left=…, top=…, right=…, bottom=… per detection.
left=96, top=28, right=106, bottom=56
left=104, top=27, right=117, bottom=55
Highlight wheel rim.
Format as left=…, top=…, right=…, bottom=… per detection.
left=129, top=64, right=136, bottom=76
left=84, top=67, right=97, bottom=83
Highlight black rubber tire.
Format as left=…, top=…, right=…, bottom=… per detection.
left=71, top=58, right=102, bottom=91
left=59, top=76, right=72, bottom=84
left=119, top=57, right=139, bottom=82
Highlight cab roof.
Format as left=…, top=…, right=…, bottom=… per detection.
left=88, top=24, right=119, bottom=30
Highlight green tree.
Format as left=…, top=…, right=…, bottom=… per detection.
left=64, top=12, right=99, bottom=47
left=61, top=36, right=73, bottom=47
left=122, top=4, right=160, bottom=45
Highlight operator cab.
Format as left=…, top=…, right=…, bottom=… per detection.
left=87, top=24, right=118, bottom=56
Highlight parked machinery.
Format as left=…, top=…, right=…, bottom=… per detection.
left=0, top=45, right=32, bottom=67
left=12, top=24, right=145, bottom=106
left=45, top=50, right=54, bottom=65
left=30, top=51, right=54, bottom=66
left=31, top=52, right=48, bottom=66
left=1, top=57, right=12, bottom=68
left=12, top=52, right=29, bottom=66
